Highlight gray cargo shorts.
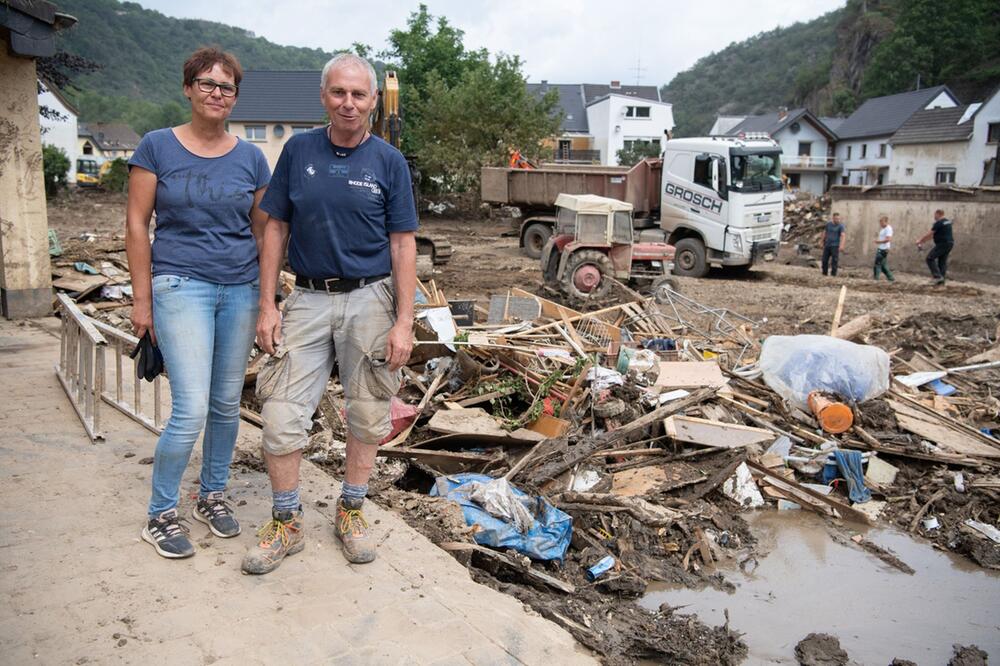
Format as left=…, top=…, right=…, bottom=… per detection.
left=256, top=277, right=401, bottom=454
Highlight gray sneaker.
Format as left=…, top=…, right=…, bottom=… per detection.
left=142, top=508, right=195, bottom=559
left=192, top=491, right=241, bottom=538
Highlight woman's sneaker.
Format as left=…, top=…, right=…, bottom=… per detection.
left=142, top=508, right=195, bottom=559
left=192, top=491, right=241, bottom=537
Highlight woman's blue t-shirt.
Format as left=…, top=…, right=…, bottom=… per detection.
left=128, top=128, right=271, bottom=284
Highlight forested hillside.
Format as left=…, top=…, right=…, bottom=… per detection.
left=663, top=0, right=1000, bottom=136
left=52, top=0, right=337, bottom=133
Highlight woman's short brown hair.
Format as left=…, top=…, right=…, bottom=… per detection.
left=183, top=47, right=243, bottom=89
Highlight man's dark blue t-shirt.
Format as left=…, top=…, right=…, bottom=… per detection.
left=260, top=129, right=419, bottom=279
left=932, top=217, right=954, bottom=246
left=824, top=221, right=846, bottom=248
left=128, top=129, right=271, bottom=284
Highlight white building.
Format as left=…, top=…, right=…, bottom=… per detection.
left=834, top=85, right=958, bottom=186
left=38, top=80, right=79, bottom=180
left=726, top=109, right=839, bottom=194
left=586, top=93, right=674, bottom=166
left=889, top=86, right=1000, bottom=187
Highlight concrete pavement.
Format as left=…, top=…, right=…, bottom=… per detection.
left=0, top=317, right=595, bottom=665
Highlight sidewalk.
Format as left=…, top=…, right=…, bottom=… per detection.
left=0, top=318, right=595, bottom=665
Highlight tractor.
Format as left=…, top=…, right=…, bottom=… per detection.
left=540, top=193, right=675, bottom=299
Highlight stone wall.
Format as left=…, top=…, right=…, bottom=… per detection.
left=830, top=185, right=1000, bottom=284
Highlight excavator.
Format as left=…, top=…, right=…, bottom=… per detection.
left=372, top=71, right=452, bottom=267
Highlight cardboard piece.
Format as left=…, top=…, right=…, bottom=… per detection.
left=889, top=399, right=1000, bottom=459
left=655, top=361, right=727, bottom=390
left=612, top=467, right=667, bottom=497
left=664, top=415, right=775, bottom=449
left=864, top=455, right=899, bottom=488
left=51, top=273, right=108, bottom=296
left=526, top=413, right=571, bottom=438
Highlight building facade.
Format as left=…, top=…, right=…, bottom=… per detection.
left=38, top=80, right=79, bottom=180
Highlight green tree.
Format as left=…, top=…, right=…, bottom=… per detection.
left=410, top=56, right=559, bottom=192
left=616, top=142, right=662, bottom=167
left=862, top=0, right=993, bottom=97
left=42, top=145, right=71, bottom=199
left=100, top=158, right=129, bottom=193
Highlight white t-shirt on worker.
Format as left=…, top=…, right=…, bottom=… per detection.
left=877, top=225, right=892, bottom=250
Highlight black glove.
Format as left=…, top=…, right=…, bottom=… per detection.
left=129, top=332, right=164, bottom=382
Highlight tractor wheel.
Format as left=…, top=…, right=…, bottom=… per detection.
left=522, top=223, right=552, bottom=259
left=562, top=250, right=612, bottom=300
left=672, top=238, right=709, bottom=277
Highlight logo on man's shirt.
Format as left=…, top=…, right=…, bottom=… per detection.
left=329, top=164, right=349, bottom=178
left=348, top=168, right=382, bottom=202
left=305, top=164, right=316, bottom=178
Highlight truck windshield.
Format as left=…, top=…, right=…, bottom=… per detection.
left=730, top=153, right=782, bottom=192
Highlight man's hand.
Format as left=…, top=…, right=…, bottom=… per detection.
left=257, top=306, right=283, bottom=355
left=131, top=300, right=156, bottom=345
left=385, top=320, right=413, bottom=371
left=916, top=242, right=924, bottom=251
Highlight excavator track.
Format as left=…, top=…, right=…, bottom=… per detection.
left=416, top=235, right=453, bottom=265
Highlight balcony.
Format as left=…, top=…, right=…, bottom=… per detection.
left=782, top=155, right=840, bottom=171
left=551, top=149, right=602, bottom=164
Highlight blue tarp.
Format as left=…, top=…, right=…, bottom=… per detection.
left=430, top=473, right=573, bottom=561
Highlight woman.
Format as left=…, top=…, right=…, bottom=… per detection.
left=126, top=47, right=270, bottom=559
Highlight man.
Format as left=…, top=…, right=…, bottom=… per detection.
left=916, top=209, right=954, bottom=285
left=873, top=214, right=894, bottom=282
left=242, top=53, right=417, bottom=574
left=821, top=212, right=846, bottom=277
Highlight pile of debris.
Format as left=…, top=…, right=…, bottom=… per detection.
left=235, top=276, right=999, bottom=664
left=782, top=193, right=831, bottom=256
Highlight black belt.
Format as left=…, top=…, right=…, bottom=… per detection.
left=295, top=274, right=390, bottom=293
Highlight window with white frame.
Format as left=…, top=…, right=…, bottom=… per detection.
left=245, top=125, right=266, bottom=141
left=935, top=167, right=956, bottom=184
left=624, top=106, right=651, bottom=119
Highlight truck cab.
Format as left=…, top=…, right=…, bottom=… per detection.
left=658, top=134, right=783, bottom=277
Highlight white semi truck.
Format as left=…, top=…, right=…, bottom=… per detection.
left=481, top=132, right=785, bottom=277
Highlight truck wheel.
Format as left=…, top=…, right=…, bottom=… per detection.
left=673, top=238, right=709, bottom=278
left=562, top=250, right=612, bottom=300
left=522, top=223, right=552, bottom=260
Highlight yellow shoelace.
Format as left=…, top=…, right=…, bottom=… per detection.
left=339, top=508, right=369, bottom=536
left=257, top=519, right=293, bottom=547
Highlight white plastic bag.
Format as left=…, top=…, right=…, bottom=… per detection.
left=759, top=335, right=890, bottom=410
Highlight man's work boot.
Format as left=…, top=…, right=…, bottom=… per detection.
left=334, top=497, right=376, bottom=564
left=241, top=507, right=304, bottom=575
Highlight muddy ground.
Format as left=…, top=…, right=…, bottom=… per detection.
left=47, top=190, right=1000, bottom=664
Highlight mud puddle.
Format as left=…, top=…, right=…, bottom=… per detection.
left=639, top=511, right=1000, bottom=664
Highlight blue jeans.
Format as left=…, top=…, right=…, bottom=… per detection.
left=148, top=275, right=259, bottom=516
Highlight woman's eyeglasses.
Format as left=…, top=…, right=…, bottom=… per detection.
left=193, top=78, right=238, bottom=97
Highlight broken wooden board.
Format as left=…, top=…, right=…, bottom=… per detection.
left=664, top=415, right=775, bottom=449
left=832, top=314, right=873, bottom=341
left=51, top=273, right=108, bottom=297
left=438, top=542, right=575, bottom=593
left=376, top=446, right=497, bottom=473
left=410, top=432, right=538, bottom=450
left=525, top=413, right=571, bottom=439
left=888, top=399, right=1000, bottom=459
left=427, top=408, right=508, bottom=437
left=654, top=361, right=727, bottom=390
left=748, top=460, right=873, bottom=525
left=965, top=344, right=1000, bottom=365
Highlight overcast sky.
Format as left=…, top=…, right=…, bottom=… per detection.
left=136, top=0, right=845, bottom=87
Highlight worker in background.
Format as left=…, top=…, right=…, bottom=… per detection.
left=873, top=214, right=894, bottom=282
left=821, top=212, right=846, bottom=277
left=916, top=209, right=954, bottom=285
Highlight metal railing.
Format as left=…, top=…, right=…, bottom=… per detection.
left=552, top=149, right=601, bottom=164
left=91, top=320, right=165, bottom=435
left=55, top=294, right=107, bottom=441
left=782, top=155, right=839, bottom=169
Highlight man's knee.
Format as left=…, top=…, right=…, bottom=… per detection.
left=260, top=400, right=313, bottom=455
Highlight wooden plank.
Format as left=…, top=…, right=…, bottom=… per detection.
left=664, top=415, right=775, bottom=449
left=888, top=399, right=1000, bottom=458
left=747, top=461, right=873, bottom=525
left=526, top=413, right=571, bottom=438
left=832, top=314, right=872, bottom=341
left=655, top=361, right=727, bottom=389
left=52, top=273, right=108, bottom=296
left=830, top=285, right=847, bottom=335
left=438, top=542, right=575, bottom=594
left=603, top=387, right=716, bottom=447
left=428, top=407, right=508, bottom=437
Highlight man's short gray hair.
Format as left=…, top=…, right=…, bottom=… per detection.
left=321, top=53, right=378, bottom=94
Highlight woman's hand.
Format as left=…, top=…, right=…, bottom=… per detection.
left=131, top=299, right=156, bottom=344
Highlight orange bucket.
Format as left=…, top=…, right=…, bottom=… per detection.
left=807, top=391, right=854, bottom=434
